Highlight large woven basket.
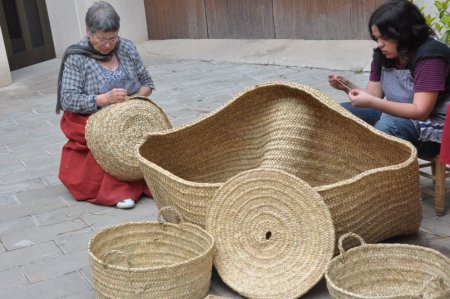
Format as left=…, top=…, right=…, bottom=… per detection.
left=88, top=207, right=214, bottom=299
left=325, top=233, right=450, bottom=299
left=86, top=96, right=172, bottom=181
left=137, top=82, right=422, bottom=246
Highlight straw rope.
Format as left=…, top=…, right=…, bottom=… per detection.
left=86, top=96, right=172, bottom=181
left=137, top=81, right=421, bottom=247
left=325, top=233, right=450, bottom=299
left=88, top=207, right=214, bottom=299
left=205, top=169, right=335, bottom=298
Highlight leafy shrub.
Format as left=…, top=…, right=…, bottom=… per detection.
left=417, top=0, right=450, bottom=44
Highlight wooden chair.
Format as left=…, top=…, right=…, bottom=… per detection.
left=418, top=154, right=450, bottom=216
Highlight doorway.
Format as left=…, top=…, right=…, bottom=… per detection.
left=0, top=0, right=55, bottom=71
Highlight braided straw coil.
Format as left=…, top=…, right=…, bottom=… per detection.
left=88, top=207, right=214, bottom=299
left=137, top=82, right=421, bottom=247
left=86, top=96, right=172, bottom=181
left=325, top=233, right=450, bottom=299
left=205, top=169, right=335, bottom=299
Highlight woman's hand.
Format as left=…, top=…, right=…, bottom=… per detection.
left=328, top=73, right=354, bottom=92
left=349, top=89, right=375, bottom=108
left=96, top=88, right=128, bottom=107
left=129, top=86, right=152, bottom=98
left=107, top=88, right=128, bottom=104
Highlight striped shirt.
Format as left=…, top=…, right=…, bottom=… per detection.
left=370, top=57, right=450, bottom=142
left=370, top=58, right=449, bottom=93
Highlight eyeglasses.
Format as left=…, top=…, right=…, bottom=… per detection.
left=94, top=35, right=120, bottom=45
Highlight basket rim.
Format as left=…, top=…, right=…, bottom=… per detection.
left=325, top=242, right=450, bottom=299
left=87, top=96, right=173, bottom=140
left=137, top=81, right=418, bottom=191
left=127, top=96, right=173, bottom=130
left=88, top=220, right=215, bottom=272
left=91, top=96, right=173, bottom=129
left=137, top=153, right=223, bottom=188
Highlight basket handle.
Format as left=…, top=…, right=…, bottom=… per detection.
left=101, top=249, right=132, bottom=269
left=157, top=206, right=184, bottom=224
left=418, top=276, right=450, bottom=298
left=338, top=232, right=366, bottom=259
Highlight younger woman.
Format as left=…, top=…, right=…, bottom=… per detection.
left=329, top=0, right=450, bottom=158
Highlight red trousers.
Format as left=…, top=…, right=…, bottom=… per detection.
left=58, top=112, right=150, bottom=206
left=440, top=105, right=450, bottom=164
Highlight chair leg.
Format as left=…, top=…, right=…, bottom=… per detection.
left=434, top=160, right=446, bottom=216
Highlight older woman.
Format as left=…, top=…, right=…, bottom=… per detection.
left=328, top=0, right=450, bottom=159
left=57, top=1, right=154, bottom=209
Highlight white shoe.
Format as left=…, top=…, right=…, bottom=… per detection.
left=116, top=199, right=135, bottom=209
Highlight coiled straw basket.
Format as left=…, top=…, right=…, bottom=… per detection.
left=205, top=168, right=335, bottom=299
left=325, top=233, right=450, bottom=299
left=86, top=96, right=172, bottom=181
left=137, top=82, right=422, bottom=246
left=88, top=207, right=215, bottom=299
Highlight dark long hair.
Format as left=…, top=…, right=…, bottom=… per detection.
left=369, top=0, right=433, bottom=67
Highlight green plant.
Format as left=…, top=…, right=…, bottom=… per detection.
left=417, top=0, right=450, bottom=44
left=351, top=67, right=365, bottom=74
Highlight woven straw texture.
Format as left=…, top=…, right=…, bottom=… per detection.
left=88, top=207, right=214, bottom=299
left=86, top=96, right=172, bottom=181
left=204, top=296, right=230, bottom=299
left=325, top=233, right=450, bottom=299
left=205, top=169, right=335, bottom=299
left=137, top=82, right=422, bottom=246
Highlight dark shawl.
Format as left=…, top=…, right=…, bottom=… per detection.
left=55, top=41, right=119, bottom=114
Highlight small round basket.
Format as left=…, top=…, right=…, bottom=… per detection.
left=86, top=96, right=172, bottom=181
left=205, top=169, right=335, bottom=299
left=88, top=207, right=215, bottom=299
left=325, top=233, right=450, bottom=299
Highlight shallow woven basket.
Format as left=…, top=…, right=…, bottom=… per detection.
left=325, top=233, right=450, bottom=299
left=88, top=207, right=214, bottom=299
left=86, top=96, right=172, bottom=181
left=137, top=82, right=422, bottom=246
left=205, top=168, right=335, bottom=299
left=204, top=296, right=229, bottom=299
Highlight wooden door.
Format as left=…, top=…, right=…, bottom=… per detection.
left=273, top=0, right=387, bottom=39
left=144, top=0, right=208, bottom=39
left=143, top=0, right=388, bottom=40
left=0, top=0, right=55, bottom=70
left=205, top=0, right=275, bottom=38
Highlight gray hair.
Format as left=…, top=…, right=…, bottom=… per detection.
left=85, top=1, right=120, bottom=33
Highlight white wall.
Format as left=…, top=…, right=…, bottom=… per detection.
left=0, top=28, right=12, bottom=87
left=46, top=0, right=83, bottom=58
left=0, top=0, right=148, bottom=87
left=46, top=0, right=148, bottom=58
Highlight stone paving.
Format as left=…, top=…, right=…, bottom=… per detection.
left=0, top=41, right=449, bottom=298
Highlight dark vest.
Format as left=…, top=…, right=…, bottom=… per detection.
left=409, top=38, right=450, bottom=94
